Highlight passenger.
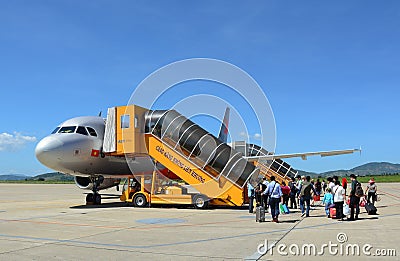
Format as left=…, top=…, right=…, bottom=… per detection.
left=333, top=180, right=346, bottom=221
left=261, top=177, right=269, bottom=208
left=365, top=178, right=378, bottom=205
left=322, top=188, right=334, bottom=217
left=295, top=176, right=303, bottom=208
left=310, top=179, right=316, bottom=206
left=265, top=176, right=283, bottom=223
left=349, top=174, right=360, bottom=221
left=281, top=181, right=290, bottom=207
left=315, top=179, right=322, bottom=196
left=322, top=180, right=327, bottom=194
left=289, top=177, right=298, bottom=209
left=255, top=180, right=267, bottom=207
left=254, top=181, right=262, bottom=206
left=342, top=177, right=348, bottom=196
left=299, top=176, right=316, bottom=217
left=247, top=182, right=255, bottom=213
left=327, top=177, right=335, bottom=193
left=333, top=176, right=339, bottom=184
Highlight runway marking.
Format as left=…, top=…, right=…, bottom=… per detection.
left=0, top=213, right=398, bottom=252
left=381, top=191, right=400, bottom=200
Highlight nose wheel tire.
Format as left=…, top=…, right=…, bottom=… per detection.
left=86, top=193, right=101, bottom=205
left=86, top=193, right=94, bottom=204
left=133, top=193, right=147, bottom=207
left=94, top=194, right=101, bottom=205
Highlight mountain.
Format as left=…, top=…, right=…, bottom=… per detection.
left=0, top=174, right=30, bottom=181
left=0, top=172, right=74, bottom=181
left=32, top=172, right=74, bottom=181
left=297, top=162, right=400, bottom=177
left=296, top=170, right=317, bottom=177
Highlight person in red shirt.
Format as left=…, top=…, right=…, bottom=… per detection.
left=281, top=182, right=291, bottom=206
left=342, top=177, right=348, bottom=195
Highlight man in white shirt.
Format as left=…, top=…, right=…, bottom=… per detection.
left=328, top=177, right=335, bottom=193
left=265, top=176, right=283, bottom=223
left=333, top=180, right=346, bottom=221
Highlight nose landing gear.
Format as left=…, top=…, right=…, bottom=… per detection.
left=86, top=176, right=104, bottom=205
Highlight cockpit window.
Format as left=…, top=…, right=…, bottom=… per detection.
left=58, top=126, right=76, bottom=133
left=86, top=127, right=97, bottom=137
left=51, top=127, right=60, bottom=134
left=76, top=126, right=88, bottom=136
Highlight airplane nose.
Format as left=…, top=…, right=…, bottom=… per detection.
left=35, top=136, right=64, bottom=168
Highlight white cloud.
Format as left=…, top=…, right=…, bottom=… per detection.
left=0, top=132, right=37, bottom=152
left=239, top=132, right=248, bottom=138
left=253, top=133, right=262, bottom=140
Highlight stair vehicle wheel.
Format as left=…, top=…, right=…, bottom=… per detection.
left=193, top=194, right=209, bottom=209
left=133, top=193, right=147, bottom=207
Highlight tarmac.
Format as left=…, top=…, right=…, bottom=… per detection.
left=0, top=183, right=398, bottom=260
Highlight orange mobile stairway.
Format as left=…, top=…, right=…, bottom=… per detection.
left=143, top=110, right=259, bottom=206
left=103, top=105, right=296, bottom=207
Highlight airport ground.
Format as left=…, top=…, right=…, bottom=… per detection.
left=0, top=183, right=398, bottom=260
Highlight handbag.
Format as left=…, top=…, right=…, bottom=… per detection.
left=343, top=203, right=350, bottom=216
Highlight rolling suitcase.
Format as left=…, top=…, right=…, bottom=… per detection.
left=256, top=206, right=265, bottom=222
left=365, top=202, right=377, bottom=215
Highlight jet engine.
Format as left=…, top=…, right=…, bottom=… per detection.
left=74, top=176, right=121, bottom=190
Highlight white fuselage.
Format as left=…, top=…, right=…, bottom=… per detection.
left=35, top=116, right=154, bottom=178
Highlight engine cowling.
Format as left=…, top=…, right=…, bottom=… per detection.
left=74, top=176, right=121, bottom=190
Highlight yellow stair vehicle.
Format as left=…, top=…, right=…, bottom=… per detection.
left=105, top=105, right=296, bottom=208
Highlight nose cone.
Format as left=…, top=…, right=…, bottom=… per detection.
left=35, top=136, right=64, bottom=168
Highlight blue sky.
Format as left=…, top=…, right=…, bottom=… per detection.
left=0, top=1, right=399, bottom=175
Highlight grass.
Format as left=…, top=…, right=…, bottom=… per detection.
left=355, top=174, right=400, bottom=183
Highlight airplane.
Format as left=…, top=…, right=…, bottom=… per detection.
left=35, top=107, right=360, bottom=205
left=35, top=108, right=232, bottom=205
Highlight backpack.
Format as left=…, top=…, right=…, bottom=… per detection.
left=355, top=182, right=364, bottom=197
left=290, top=182, right=298, bottom=194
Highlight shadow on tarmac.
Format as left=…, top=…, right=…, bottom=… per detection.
left=70, top=202, right=250, bottom=210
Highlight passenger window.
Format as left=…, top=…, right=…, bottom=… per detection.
left=86, top=127, right=97, bottom=137
left=51, top=127, right=60, bottom=134
left=76, top=126, right=88, bottom=136
left=121, top=114, right=130, bottom=128
left=58, top=126, right=76, bottom=133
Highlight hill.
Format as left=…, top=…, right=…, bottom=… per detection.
left=0, top=174, right=30, bottom=181
left=297, top=162, right=400, bottom=178
left=0, top=172, right=74, bottom=182
left=31, top=172, right=74, bottom=181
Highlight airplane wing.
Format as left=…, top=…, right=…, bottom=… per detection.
left=245, top=148, right=361, bottom=162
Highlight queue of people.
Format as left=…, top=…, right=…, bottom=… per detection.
left=247, top=174, right=379, bottom=222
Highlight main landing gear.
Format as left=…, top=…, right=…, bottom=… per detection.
left=86, top=176, right=104, bottom=205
